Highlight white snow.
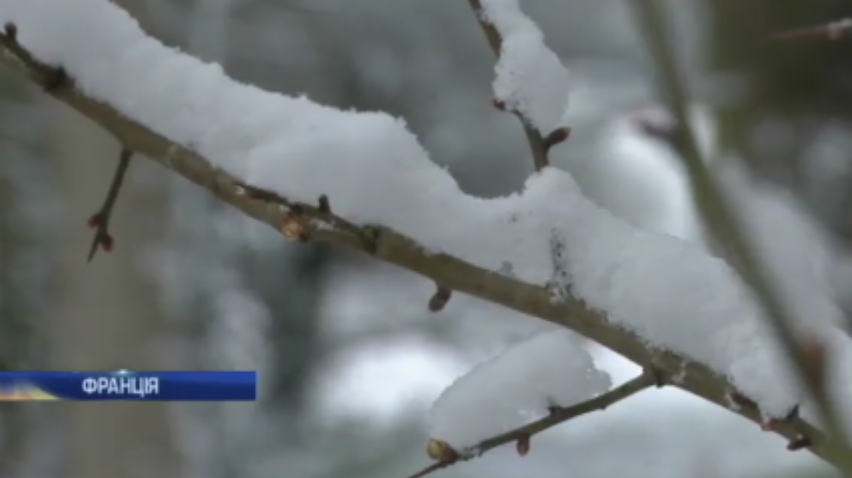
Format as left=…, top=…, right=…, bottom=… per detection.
left=2, top=0, right=849, bottom=422
left=478, top=0, right=571, bottom=132
left=310, top=336, right=468, bottom=425
left=429, top=330, right=611, bottom=451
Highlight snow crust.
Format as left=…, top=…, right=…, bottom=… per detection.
left=429, top=330, right=611, bottom=450
left=2, top=0, right=849, bottom=430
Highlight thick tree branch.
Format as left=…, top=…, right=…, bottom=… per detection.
left=0, top=22, right=848, bottom=467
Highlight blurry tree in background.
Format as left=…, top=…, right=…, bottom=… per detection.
left=704, top=0, right=852, bottom=241
left=1, top=0, right=851, bottom=477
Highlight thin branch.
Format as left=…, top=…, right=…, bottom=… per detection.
left=629, top=1, right=852, bottom=475
left=475, top=370, right=656, bottom=455
left=772, top=18, right=852, bottom=42
left=87, top=147, right=132, bottom=262
left=0, top=20, right=848, bottom=468
left=466, top=0, right=550, bottom=171
left=406, top=371, right=657, bottom=478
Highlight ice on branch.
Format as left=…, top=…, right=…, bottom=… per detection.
left=479, top=0, right=570, bottom=132
left=429, top=330, right=611, bottom=451
left=3, top=0, right=848, bottom=419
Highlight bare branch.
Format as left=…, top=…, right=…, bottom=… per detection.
left=87, top=147, right=133, bottom=262
left=629, top=1, right=852, bottom=474
left=0, top=20, right=848, bottom=468
left=772, top=18, right=852, bottom=42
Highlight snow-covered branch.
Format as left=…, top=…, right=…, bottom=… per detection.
left=0, top=0, right=850, bottom=471
left=467, top=0, right=570, bottom=170
left=406, top=369, right=657, bottom=478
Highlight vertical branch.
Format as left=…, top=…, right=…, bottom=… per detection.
left=466, top=0, right=550, bottom=171
left=629, top=1, right=852, bottom=474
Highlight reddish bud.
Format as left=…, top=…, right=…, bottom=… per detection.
left=428, top=286, right=451, bottom=312
left=87, top=213, right=102, bottom=228
left=544, top=127, right=572, bottom=150
left=516, top=435, right=531, bottom=457
left=101, top=235, right=114, bottom=252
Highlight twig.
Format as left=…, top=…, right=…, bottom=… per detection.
left=475, top=370, right=656, bottom=455
left=629, top=1, right=852, bottom=474
left=772, top=18, right=852, bottom=42
left=406, top=371, right=657, bottom=478
left=466, top=0, right=550, bottom=171
left=86, top=147, right=132, bottom=262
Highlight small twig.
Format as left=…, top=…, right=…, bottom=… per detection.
left=466, top=0, right=550, bottom=171
left=629, top=1, right=852, bottom=473
left=86, top=147, right=133, bottom=262
left=402, top=461, right=451, bottom=478
left=406, top=371, right=657, bottom=478
left=476, top=371, right=656, bottom=455
left=772, top=18, right=852, bottom=42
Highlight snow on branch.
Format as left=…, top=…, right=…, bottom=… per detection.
left=0, top=0, right=850, bottom=468
left=429, top=330, right=612, bottom=453
left=408, top=366, right=655, bottom=478
left=468, top=0, right=571, bottom=170
left=476, top=0, right=569, bottom=134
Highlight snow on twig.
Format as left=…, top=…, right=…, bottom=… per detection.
left=404, top=370, right=655, bottom=478
left=467, top=0, right=571, bottom=170
left=428, top=330, right=612, bottom=452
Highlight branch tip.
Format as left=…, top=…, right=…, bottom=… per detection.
left=402, top=461, right=451, bottom=478
left=426, top=439, right=459, bottom=463
left=543, top=127, right=571, bottom=151
left=86, top=147, right=133, bottom=262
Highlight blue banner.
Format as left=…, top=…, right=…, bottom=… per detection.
left=0, top=371, right=257, bottom=401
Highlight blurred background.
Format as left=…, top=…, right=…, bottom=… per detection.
left=1, top=0, right=852, bottom=477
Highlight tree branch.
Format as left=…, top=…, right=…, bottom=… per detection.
left=0, top=20, right=848, bottom=468
left=475, top=369, right=656, bottom=455
left=628, top=2, right=852, bottom=474
left=466, top=0, right=555, bottom=171
left=406, top=371, right=658, bottom=478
